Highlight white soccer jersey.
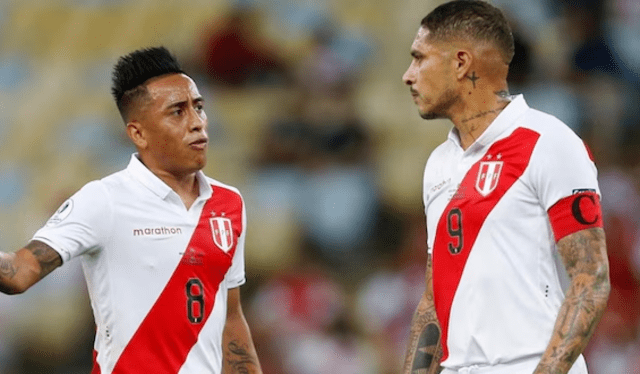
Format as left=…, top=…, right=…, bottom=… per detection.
left=423, top=95, right=600, bottom=372
left=32, top=155, right=246, bottom=374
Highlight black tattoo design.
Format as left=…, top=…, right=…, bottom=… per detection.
left=403, top=255, right=443, bottom=374
left=459, top=108, right=505, bottom=124
left=0, top=254, right=17, bottom=280
left=466, top=71, right=480, bottom=88
left=534, top=228, right=609, bottom=374
left=412, top=323, right=443, bottom=373
left=226, top=340, right=258, bottom=374
left=26, top=240, right=62, bottom=277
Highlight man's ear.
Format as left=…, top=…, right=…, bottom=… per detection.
left=454, top=49, right=473, bottom=81
left=126, top=121, right=148, bottom=149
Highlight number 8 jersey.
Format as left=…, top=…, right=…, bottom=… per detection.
left=32, top=155, right=247, bottom=374
left=423, top=95, right=601, bottom=372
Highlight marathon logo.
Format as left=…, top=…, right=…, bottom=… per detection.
left=133, top=226, right=183, bottom=236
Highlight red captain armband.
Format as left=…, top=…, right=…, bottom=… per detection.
left=548, top=191, right=603, bottom=242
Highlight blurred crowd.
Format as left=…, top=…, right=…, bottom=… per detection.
left=0, top=0, right=639, bottom=373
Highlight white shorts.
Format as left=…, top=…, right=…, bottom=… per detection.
left=441, top=355, right=588, bottom=374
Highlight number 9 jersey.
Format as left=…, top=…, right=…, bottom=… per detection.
left=423, top=95, right=601, bottom=372
left=32, top=155, right=247, bottom=374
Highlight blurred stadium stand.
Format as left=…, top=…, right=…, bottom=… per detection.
left=0, top=0, right=639, bottom=373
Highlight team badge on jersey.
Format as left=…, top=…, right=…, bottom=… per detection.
left=475, top=161, right=503, bottom=196
left=209, top=216, right=234, bottom=252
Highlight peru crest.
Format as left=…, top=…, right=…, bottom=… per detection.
left=475, top=161, right=503, bottom=196
left=209, top=216, right=234, bottom=252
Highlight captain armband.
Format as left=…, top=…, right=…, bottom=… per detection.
left=548, top=191, right=603, bottom=242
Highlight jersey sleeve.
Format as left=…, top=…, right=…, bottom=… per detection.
left=528, top=126, right=602, bottom=241
left=225, top=194, right=247, bottom=288
left=31, top=180, right=111, bottom=263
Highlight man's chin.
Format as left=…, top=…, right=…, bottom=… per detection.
left=419, top=111, right=441, bottom=120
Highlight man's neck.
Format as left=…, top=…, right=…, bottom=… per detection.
left=158, top=170, right=200, bottom=209
left=450, top=89, right=510, bottom=150
left=139, top=156, right=201, bottom=209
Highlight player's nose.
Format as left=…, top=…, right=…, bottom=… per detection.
left=402, top=67, right=414, bottom=86
left=189, top=110, right=206, bottom=132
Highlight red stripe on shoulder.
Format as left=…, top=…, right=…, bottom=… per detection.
left=548, top=191, right=602, bottom=241
left=432, top=127, right=540, bottom=362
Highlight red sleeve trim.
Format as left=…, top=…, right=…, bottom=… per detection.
left=548, top=192, right=603, bottom=242
left=583, top=141, right=595, bottom=162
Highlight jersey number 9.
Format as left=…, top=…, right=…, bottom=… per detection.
left=447, top=208, right=464, bottom=254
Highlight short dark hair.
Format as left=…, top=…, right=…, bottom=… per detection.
left=111, top=46, right=185, bottom=122
left=421, top=0, right=514, bottom=64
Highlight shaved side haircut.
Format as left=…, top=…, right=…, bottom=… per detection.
left=421, top=0, right=515, bottom=64
left=111, top=46, right=186, bottom=122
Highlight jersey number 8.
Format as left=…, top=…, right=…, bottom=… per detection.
left=186, top=278, right=205, bottom=323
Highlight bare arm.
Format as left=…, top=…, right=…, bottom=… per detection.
left=0, top=240, right=62, bottom=294
left=534, top=227, right=610, bottom=374
left=403, top=254, right=443, bottom=374
left=222, top=287, right=262, bottom=374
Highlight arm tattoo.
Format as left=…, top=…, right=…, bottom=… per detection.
left=534, top=228, right=610, bottom=374
left=225, top=340, right=258, bottom=374
left=26, top=240, right=62, bottom=278
left=411, top=322, right=443, bottom=373
left=403, top=255, right=443, bottom=374
left=0, top=253, right=17, bottom=280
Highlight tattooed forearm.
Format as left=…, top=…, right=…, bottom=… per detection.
left=26, top=240, right=62, bottom=278
left=534, top=228, right=610, bottom=374
left=403, top=255, right=443, bottom=374
left=225, top=340, right=259, bottom=374
left=0, top=252, right=17, bottom=280
left=409, top=319, right=443, bottom=373
left=0, top=242, right=62, bottom=295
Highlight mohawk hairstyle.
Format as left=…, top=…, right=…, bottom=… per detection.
left=111, top=46, right=185, bottom=122
left=421, top=0, right=515, bottom=64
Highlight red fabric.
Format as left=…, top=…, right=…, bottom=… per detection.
left=583, top=141, right=595, bottom=162
left=548, top=192, right=603, bottom=242
left=91, top=349, right=101, bottom=374
left=111, top=186, right=242, bottom=373
left=432, top=127, right=540, bottom=362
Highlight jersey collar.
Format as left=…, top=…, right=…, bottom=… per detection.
left=126, top=154, right=212, bottom=201
left=448, top=94, right=529, bottom=151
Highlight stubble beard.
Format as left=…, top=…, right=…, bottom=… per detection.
left=419, top=88, right=460, bottom=120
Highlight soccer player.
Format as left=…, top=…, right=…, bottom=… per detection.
left=0, top=47, right=262, bottom=374
left=401, top=2, right=610, bottom=374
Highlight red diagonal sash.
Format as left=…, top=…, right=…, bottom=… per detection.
left=432, top=128, right=540, bottom=362
left=110, top=186, right=243, bottom=373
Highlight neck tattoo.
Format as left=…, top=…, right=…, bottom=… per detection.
left=460, top=106, right=505, bottom=124
left=466, top=71, right=480, bottom=88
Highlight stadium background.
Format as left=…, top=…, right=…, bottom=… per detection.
left=0, top=0, right=639, bottom=372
